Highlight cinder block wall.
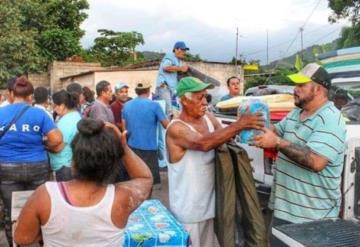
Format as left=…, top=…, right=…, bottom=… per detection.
left=28, top=73, right=50, bottom=89
left=95, top=70, right=158, bottom=98
left=49, top=61, right=104, bottom=93
left=29, top=61, right=242, bottom=102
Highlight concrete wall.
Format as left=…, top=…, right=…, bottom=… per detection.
left=56, top=61, right=242, bottom=101
left=49, top=61, right=104, bottom=93
left=28, top=73, right=50, bottom=89
left=94, top=70, right=158, bottom=98
left=61, top=73, right=95, bottom=92
left=187, top=62, right=243, bottom=102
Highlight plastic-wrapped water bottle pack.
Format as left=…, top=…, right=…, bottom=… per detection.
left=237, top=98, right=270, bottom=144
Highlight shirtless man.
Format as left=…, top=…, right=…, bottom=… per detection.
left=166, top=77, right=264, bottom=246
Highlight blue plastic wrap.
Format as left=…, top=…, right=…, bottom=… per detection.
left=237, top=99, right=270, bottom=144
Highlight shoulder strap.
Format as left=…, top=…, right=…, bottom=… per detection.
left=170, top=119, right=197, bottom=132
left=57, top=182, right=73, bottom=206
left=0, top=105, right=30, bottom=139
left=204, top=115, right=215, bottom=132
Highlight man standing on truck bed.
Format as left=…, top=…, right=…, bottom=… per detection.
left=155, top=41, right=189, bottom=118
left=252, top=63, right=346, bottom=244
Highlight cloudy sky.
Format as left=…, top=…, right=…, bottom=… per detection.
left=80, top=0, right=349, bottom=64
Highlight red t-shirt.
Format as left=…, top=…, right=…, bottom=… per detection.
left=110, top=100, right=124, bottom=125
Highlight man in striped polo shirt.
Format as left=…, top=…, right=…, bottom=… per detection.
left=253, top=63, right=346, bottom=240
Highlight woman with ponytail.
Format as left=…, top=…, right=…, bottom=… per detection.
left=49, top=89, right=82, bottom=181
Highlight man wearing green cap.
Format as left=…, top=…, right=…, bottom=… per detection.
left=252, top=63, right=346, bottom=245
left=166, top=77, right=264, bottom=247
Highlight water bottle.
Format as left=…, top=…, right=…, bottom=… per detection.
left=237, top=98, right=270, bottom=144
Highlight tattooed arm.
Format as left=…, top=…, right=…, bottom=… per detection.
left=253, top=128, right=328, bottom=172
left=277, top=139, right=328, bottom=172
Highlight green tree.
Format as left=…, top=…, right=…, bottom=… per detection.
left=229, top=56, right=247, bottom=65
left=244, top=67, right=294, bottom=91
left=0, top=0, right=89, bottom=87
left=337, top=24, right=360, bottom=48
left=244, top=75, right=267, bottom=91
left=90, top=29, right=145, bottom=66
left=328, top=0, right=360, bottom=23
left=269, top=68, right=295, bottom=85
left=184, top=53, right=203, bottom=62
left=0, top=1, right=44, bottom=84
left=328, top=0, right=360, bottom=48
left=38, top=29, right=82, bottom=61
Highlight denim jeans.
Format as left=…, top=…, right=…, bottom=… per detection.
left=0, top=162, right=49, bottom=246
left=55, top=166, right=72, bottom=181
left=155, top=86, right=172, bottom=118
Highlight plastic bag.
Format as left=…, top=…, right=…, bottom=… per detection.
left=237, top=99, right=270, bottom=143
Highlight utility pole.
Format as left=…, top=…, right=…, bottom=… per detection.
left=300, top=27, right=304, bottom=60
left=235, top=27, right=239, bottom=67
left=266, top=29, right=269, bottom=67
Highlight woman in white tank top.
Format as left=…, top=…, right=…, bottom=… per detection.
left=14, top=119, right=153, bottom=247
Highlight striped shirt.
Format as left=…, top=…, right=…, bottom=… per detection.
left=270, top=101, right=346, bottom=223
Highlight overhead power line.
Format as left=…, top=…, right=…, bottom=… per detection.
left=263, top=0, right=322, bottom=84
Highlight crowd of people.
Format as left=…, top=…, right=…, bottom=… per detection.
left=0, top=40, right=347, bottom=247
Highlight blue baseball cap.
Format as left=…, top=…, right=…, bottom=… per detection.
left=174, top=41, right=189, bottom=50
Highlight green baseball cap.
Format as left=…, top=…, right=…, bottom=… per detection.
left=176, top=77, right=214, bottom=97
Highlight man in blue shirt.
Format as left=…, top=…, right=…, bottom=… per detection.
left=156, top=41, right=190, bottom=118
left=122, top=82, right=169, bottom=187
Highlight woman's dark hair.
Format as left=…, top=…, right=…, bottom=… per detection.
left=13, top=76, right=34, bottom=97
left=66, top=82, right=82, bottom=95
left=82, top=86, right=95, bottom=103
left=52, top=89, right=77, bottom=109
left=71, top=119, right=124, bottom=184
left=6, top=77, right=17, bottom=91
left=66, top=82, right=82, bottom=106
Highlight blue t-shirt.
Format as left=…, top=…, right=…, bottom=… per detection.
left=156, top=52, right=181, bottom=90
left=49, top=111, right=81, bottom=171
left=122, top=98, right=166, bottom=150
left=220, top=94, right=233, bottom=101
left=0, top=103, right=56, bottom=163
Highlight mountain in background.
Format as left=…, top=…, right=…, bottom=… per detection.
left=266, top=39, right=338, bottom=69
left=140, top=50, right=204, bottom=62
left=140, top=39, right=339, bottom=67
left=141, top=51, right=164, bottom=61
